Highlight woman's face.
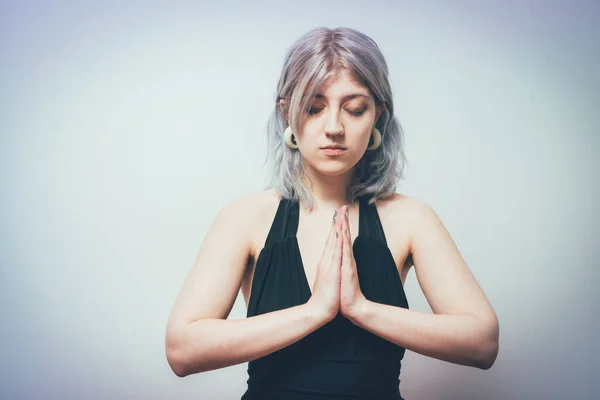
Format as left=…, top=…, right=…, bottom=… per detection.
left=288, top=69, right=382, bottom=178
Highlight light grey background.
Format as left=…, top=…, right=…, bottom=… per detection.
left=1, top=1, right=598, bottom=399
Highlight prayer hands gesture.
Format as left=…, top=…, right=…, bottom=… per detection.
left=307, top=205, right=367, bottom=323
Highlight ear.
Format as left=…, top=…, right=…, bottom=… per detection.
left=375, top=102, right=386, bottom=123
left=279, top=99, right=287, bottom=118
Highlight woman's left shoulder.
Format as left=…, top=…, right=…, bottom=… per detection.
left=374, top=192, right=430, bottom=220
left=374, top=192, right=442, bottom=243
left=372, top=193, right=426, bottom=270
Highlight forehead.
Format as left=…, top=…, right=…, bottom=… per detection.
left=314, top=69, right=371, bottom=98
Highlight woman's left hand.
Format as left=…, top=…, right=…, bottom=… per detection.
left=339, top=205, right=367, bottom=320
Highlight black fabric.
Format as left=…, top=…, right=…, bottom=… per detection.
left=242, top=196, right=409, bottom=400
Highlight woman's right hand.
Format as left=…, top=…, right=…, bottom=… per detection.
left=307, top=209, right=343, bottom=323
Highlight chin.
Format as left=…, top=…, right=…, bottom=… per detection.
left=304, top=153, right=359, bottom=176
left=312, top=162, right=354, bottom=176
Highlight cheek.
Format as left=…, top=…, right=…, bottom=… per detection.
left=296, top=123, right=320, bottom=146
left=299, top=119, right=319, bottom=134
left=348, top=122, right=374, bottom=141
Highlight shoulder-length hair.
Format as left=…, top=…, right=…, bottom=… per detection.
left=264, top=27, right=406, bottom=209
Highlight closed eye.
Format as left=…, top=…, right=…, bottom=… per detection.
left=308, top=107, right=366, bottom=116
left=347, top=108, right=366, bottom=116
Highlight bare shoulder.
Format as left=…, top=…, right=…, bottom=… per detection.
left=376, top=192, right=438, bottom=229
left=373, top=193, right=437, bottom=269
left=374, top=192, right=433, bottom=229
left=223, top=188, right=282, bottom=259
left=219, top=189, right=280, bottom=221
left=166, top=189, right=280, bottom=327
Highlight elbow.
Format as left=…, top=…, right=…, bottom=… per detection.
left=473, top=318, right=499, bottom=370
left=166, top=348, right=188, bottom=378
left=165, top=326, right=190, bottom=378
left=473, top=343, right=498, bottom=370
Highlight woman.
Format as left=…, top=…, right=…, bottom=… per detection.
left=165, top=27, right=499, bottom=399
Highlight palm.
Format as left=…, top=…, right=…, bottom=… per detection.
left=338, top=206, right=366, bottom=317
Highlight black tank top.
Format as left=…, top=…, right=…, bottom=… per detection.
left=242, top=195, right=409, bottom=400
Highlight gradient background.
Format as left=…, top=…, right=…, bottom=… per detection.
left=1, top=1, right=598, bottom=399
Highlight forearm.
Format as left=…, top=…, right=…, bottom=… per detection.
left=348, top=300, right=499, bottom=369
left=166, top=303, right=328, bottom=376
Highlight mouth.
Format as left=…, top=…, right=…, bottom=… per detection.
left=321, top=147, right=347, bottom=156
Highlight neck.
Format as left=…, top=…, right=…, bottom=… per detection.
left=299, top=165, right=356, bottom=212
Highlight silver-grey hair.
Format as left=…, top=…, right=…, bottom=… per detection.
left=264, top=27, right=406, bottom=209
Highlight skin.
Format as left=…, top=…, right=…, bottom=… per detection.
left=288, top=70, right=384, bottom=184
left=165, top=69, right=500, bottom=378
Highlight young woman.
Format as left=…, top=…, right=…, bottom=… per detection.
left=166, top=27, right=499, bottom=400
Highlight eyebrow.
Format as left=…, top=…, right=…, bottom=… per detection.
left=314, top=93, right=370, bottom=101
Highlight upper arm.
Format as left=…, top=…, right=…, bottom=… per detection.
left=408, top=200, right=498, bottom=326
left=167, top=197, right=255, bottom=330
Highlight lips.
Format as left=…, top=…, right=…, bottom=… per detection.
left=321, top=147, right=347, bottom=156
left=321, top=145, right=347, bottom=150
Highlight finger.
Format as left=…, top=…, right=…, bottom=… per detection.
left=338, top=208, right=345, bottom=241
left=328, top=209, right=342, bottom=257
left=323, top=210, right=338, bottom=263
left=339, top=205, right=348, bottom=240
left=344, top=205, right=351, bottom=238
left=328, top=209, right=337, bottom=242
left=341, top=211, right=351, bottom=267
left=332, top=211, right=343, bottom=266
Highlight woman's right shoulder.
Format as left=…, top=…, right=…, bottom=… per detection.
left=219, top=188, right=282, bottom=220
left=217, top=189, right=283, bottom=256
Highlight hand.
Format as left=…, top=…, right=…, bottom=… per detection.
left=339, top=205, right=367, bottom=319
left=307, top=209, right=343, bottom=323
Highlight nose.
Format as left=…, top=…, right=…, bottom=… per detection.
left=324, top=109, right=344, bottom=137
